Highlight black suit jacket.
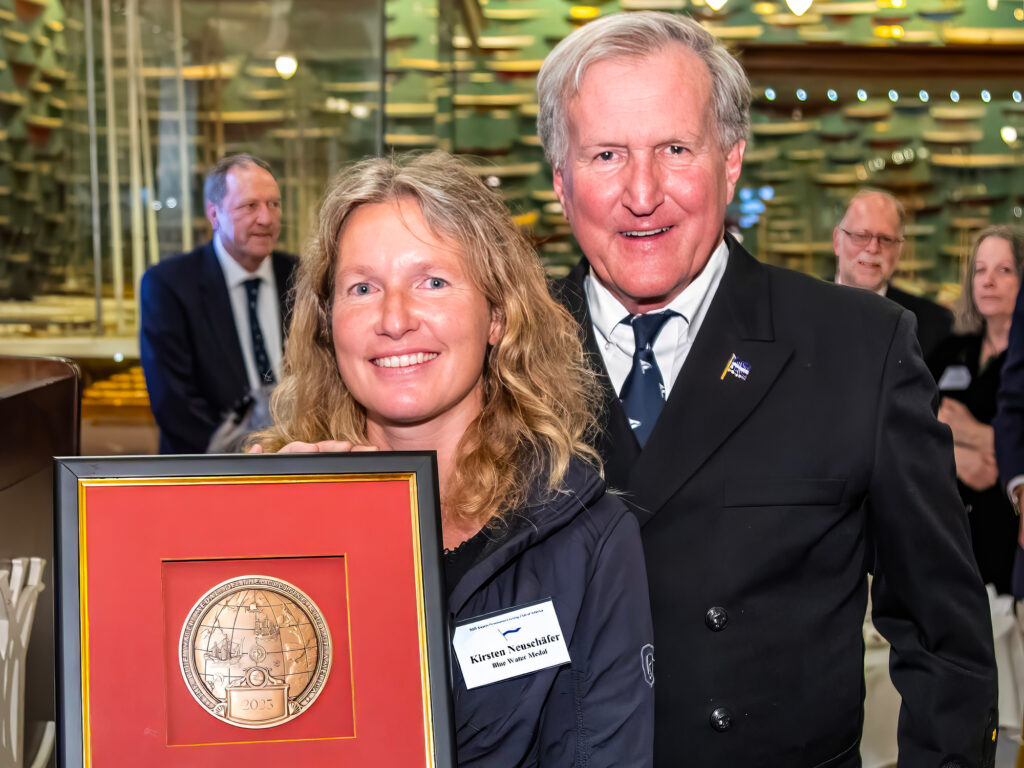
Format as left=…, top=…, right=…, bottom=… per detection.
left=886, top=284, right=953, bottom=360
left=995, top=283, right=1024, bottom=486
left=554, top=237, right=996, bottom=768
left=139, top=241, right=298, bottom=454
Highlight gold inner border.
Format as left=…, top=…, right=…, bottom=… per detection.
left=77, top=473, right=436, bottom=766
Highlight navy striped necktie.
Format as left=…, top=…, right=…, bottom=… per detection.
left=619, top=311, right=676, bottom=447
left=243, top=278, right=275, bottom=385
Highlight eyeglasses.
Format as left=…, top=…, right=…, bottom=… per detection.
left=840, top=228, right=903, bottom=249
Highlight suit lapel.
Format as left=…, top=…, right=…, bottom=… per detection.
left=557, top=262, right=641, bottom=489
left=629, top=240, right=794, bottom=520
left=199, top=242, right=249, bottom=394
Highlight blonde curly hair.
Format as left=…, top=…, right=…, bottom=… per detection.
left=256, top=151, right=601, bottom=528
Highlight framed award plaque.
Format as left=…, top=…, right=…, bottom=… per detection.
left=54, top=452, right=455, bottom=767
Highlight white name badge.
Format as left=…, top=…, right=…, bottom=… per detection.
left=937, top=364, right=972, bottom=391
left=452, top=598, right=571, bottom=689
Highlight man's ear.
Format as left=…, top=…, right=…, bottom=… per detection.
left=723, top=140, right=745, bottom=204
left=553, top=167, right=571, bottom=221
left=205, top=201, right=219, bottom=232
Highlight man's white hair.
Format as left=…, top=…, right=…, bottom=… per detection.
left=536, top=11, right=751, bottom=171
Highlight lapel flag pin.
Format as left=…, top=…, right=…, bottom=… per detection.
left=720, top=353, right=751, bottom=382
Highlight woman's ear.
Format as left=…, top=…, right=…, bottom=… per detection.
left=488, top=307, right=505, bottom=346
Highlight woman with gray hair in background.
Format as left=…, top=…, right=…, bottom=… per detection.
left=252, top=151, right=654, bottom=766
left=928, top=224, right=1024, bottom=596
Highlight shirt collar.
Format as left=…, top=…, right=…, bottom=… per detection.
left=585, top=238, right=729, bottom=337
left=213, top=233, right=274, bottom=288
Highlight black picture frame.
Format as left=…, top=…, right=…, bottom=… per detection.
left=54, top=451, right=455, bottom=767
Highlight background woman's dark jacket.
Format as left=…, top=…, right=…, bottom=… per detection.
left=929, top=333, right=1017, bottom=594
left=448, top=458, right=654, bottom=767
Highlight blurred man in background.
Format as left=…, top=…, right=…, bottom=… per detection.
left=140, top=153, right=297, bottom=453
left=834, top=189, right=952, bottom=358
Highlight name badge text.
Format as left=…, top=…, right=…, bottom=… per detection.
left=452, top=598, right=571, bottom=689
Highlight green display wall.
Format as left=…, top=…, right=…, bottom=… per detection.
left=2, top=0, right=1024, bottom=333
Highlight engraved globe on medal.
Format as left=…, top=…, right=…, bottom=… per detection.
left=179, top=575, right=332, bottom=728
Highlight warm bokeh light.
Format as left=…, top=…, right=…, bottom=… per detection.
left=275, top=55, right=298, bottom=79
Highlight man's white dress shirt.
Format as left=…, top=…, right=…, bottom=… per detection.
left=585, top=239, right=729, bottom=398
left=213, top=234, right=283, bottom=392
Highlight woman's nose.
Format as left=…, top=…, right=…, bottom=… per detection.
left=378, top=289, right=417, bottom=337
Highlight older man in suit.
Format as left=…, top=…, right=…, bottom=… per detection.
left=540, top=12, right=997, bottom=768
left=140, top=154, right=298, bottom=453
left=833, top=188, right=952, bottom=359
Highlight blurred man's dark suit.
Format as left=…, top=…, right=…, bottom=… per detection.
left=139, top=241, right=297, bottom=454
left=996, top=282, right=1024, bottom=482
left=886, top=284, right=953, bottom=360
left=994, top=282, right=1024, bottom=597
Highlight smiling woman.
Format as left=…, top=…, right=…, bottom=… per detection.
left=251, top=151, right=654, bottom=767
left=330, top=197, right=503, bottom=459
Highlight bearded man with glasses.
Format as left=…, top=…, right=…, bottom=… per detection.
left=834, top=189, right=953, bottom=358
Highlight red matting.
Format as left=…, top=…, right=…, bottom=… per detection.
left=80, top=477, right=436, bottom=766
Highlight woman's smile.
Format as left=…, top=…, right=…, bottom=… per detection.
left=371, top=352, right=439, bottom=369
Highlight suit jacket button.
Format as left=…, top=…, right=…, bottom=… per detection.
left=705, top=606, right=728, bottom=631
left=710, top=707, right=733, bottom=732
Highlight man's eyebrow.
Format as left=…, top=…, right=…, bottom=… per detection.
left=579, top=135, right=696, bottom=148
left=578, top=140, right=625, bottom=149
left=235, top=195, right=280, bottom=206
